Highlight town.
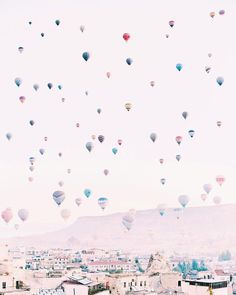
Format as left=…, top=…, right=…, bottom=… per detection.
left=0, top=244, right=236, bottom=295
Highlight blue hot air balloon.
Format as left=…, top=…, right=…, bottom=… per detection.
left=84, top=189, right=91, bottom=198
left=82, top=52, right=90, bottom=61
left=55, top=19, right=60, bottom=26
left=86, top=142, right=94, bottom=152
left=112, top=147, right=118, bottom=155
left=6, top=133, right=12, bottom=141
left=216, top=76, right=224, bottom=86
left=126, top=58, right=133, bottom=65
left=176, top=63, right=183, bottom=71
left=47, top=83, right=53, bottom=89
left=15, top=78, right=22, bottom=87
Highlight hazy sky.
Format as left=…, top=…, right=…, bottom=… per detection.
left=0, top=0, right=236, bottom=236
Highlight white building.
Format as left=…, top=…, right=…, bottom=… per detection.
left=87, top=261, right=133, bottom=273
left=181, top=279, right=232, bottom=295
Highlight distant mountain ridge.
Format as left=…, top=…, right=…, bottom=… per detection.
left=4, top=204, right=236, bottom=255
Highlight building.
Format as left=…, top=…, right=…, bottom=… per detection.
left=181, top=278, right=232, bottom=295
left=87, top=261, right=133, bottom=273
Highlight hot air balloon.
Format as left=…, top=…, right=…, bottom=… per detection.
left=125, top=103, right=132, bottom=111
left=122, top=214, right=134, bottom=231
left=213, top=195, right=221, bottom=205
left=29, top=165, right=34, bottom=172
left=165, top=34, right=169, bottom=38
left=104, top=169, right=109, bottom=176
left=80, top=25, right=85, bottom=32
left=86, top=142, right=94, bottom=152
left=97, top=108, right=102, bottom=115
left=201, top=194, right=207, bottom=202
left=18, top=47, right=24, bottom=53
left=169, top=20, right=175, bottom=27
left=217, top=121, right=222, bottom=127
left=150, top=81, right=155, bottom=87
left=118, top=139, right=122, bottom=146
left=53, top=191, right=65, bottom=206
left=150, top=133, right=157, bottom=143
left=28, top=21, right=32, bottom=25
left=91, top=135, right=96, bottom=140
left=75, top=198, right=82, bottom=207
left=112, top=147, right=118, bottom=155
left=84, top=189, right=91, bottom=198
left=18, top=209, right=29, bottom=222
left=19, top=96, right=26, bottom=103
left=55, top=19, right=60, bottom=26
left=98, top=197, right=109, bottom=210
left=85, top=91, right=88, bottom=96
left=29, top=120, right=35, bottom=126
left=208, top=53, right=212, bottom=58
left=61, top=209, right=71, bottom=221
left=176, top=155, right=181, bottom=161
left=6, top=133, right=12, bottom=141
left=126, top=58, right=133, bottom=65
left=76, top=123, right=80, bottom=128
left=182, top=112, right=188, bottom=119
left=44, top=136, right=48, bottom=141
left=205, top=66, right=211, bottom=74
left=58, top=85, right=62, bottom=90
left=41, top=33, right=44, bottom=37
left=82, top=52, right=90, bottom=61
left=61, top=98, right=65, bottom=103
left=29, top=157, right=35, bottom=165
left=219, top=10, right=225, bottom=15
left=209, top=12, right=215, bottom=18
left=203, top=183, right=212, bottom=194
left=216, top=77, right=224, bottom=86
left=33, top=84, right=39, bottom=91
left=176, top=136, right=182, bottom=145
left=106, top=72, right=111, bottom=79
left=157, top=204, right=166, bottom=216
left=160, top=178, right=166, bottom=185
left=47, top=83, right=53, bottom=89
left=67, top=168, right=71, bottom=174
left=14, top=224, right=20, bottom=230
left=178, top=195, right=189, bottom=208
left=39, top=148, right=45, bottom=155
left=15, top=78, right=22, bottom=87
left=123, top=33, right=130, bottom=42
left=188, top=130, right=195, bottom=138
left=98, top=135, right=105, bottom=143
left=58, top=181, right=64, bottom=187
left=176, top=63, right=183, bottom=71
left=159, top=158, right=164, bottom=164
left=1, top=208, right=13, bottom=224
left=216, top=175, right=225, bottom=186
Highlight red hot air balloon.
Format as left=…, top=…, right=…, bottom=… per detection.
left=176, top=136, right=183, bottom=145
left=123, top=33, right=130, bottom=42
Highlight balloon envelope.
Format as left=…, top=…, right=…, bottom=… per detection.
left=86, top=142, right=94, bottom=152
left=18, top=209, right=29, bottom=222
left=84, top=189, right=91, bottom=198
left=203, top=183, right=212, bottom=194
left=82, top=52, right=90, bottom=61
left=53, top=191, right=65, bottom=206
left=98, top=197, right=109, bottom=210
left=1, top=208, right=13, bottom=224
left=150, top=133, right=157, bottom=143
left=178, top=195, right=189, bottom=208
left=176, top=63, right=183, bottom=71
left=61, top=209, right=71, bottom=221
left=216, top=77, right=224, bottom=86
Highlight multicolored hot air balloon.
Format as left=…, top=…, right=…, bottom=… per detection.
left=98, top=135, right=105, bottom=143
left=15, top=78, right=22, bottom=87
left=98, top=197, right=109, bottom=210
left=125, top=103, right=132, bottom=111
left=169, top=20, right=175, bottom=27
left=216, top=175, right=225, bottom=186
left=176, top=136, right=182, bottom=145
left=188, top=130, right=195, bottom=138
left=53, top=191, right=65, bottom=206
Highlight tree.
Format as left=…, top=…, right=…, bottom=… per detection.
left=191, top=260, right=199, bottom=271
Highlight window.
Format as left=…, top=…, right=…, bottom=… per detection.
left=124, top=282, right=126, bottom=288
left=140, top=281, right=143, bottom=287
left=2, top=282, right=6, bottom=289
left=178, top=281, right=181, bottom=287
left=144, top=281, right=146, bottom=287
